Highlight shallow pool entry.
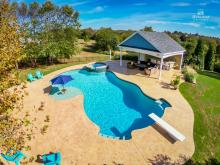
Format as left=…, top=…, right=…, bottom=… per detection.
left=50, top=69, right=171, bottom=140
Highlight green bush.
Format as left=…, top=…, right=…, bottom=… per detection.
left=171, top=75, right=180, bottom=89
left=184, top=72, right=195, bottom=83
left=183, top=66, right=197, bottom=83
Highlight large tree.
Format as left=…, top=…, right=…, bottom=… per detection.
left=15, top=1, right=80, bottom=66
left=205, top=43, right=216, bottom=71
left=194, top=39, right=206, bottom=69
left=0, top=0, right=28, bottom=153
left=81, top=28, right=95, bottom=41
left=95, top=28, right=119, bottom=52
left=183, top=38, right=198, bottom=64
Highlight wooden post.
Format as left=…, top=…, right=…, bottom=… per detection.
left=120, top=48, right=122, bottom=66
left=179, top=53, right=184, bottom=70
left=109, top=49, right=112, bottom=61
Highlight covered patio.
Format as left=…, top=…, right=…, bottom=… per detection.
left=118, top=31, right=185, bottom=80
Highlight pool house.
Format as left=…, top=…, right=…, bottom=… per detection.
left=118, top=31, right=186, bottom=80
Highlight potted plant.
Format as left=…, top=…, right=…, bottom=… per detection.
left=171, top=75, right=180, bottom=90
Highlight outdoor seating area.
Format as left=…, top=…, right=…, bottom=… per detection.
left=27, top=70, right=44, bottom=82
left=118, top=31, right=185, bottom=80
left=126, top=58, right=177, bottom=78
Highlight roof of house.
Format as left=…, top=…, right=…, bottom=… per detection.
left=119, top=31, right=185, bottom=54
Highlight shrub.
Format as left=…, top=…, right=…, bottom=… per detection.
left=171, top=75, right=180, bottom=90
left=183, top=66, right=197, bottom=83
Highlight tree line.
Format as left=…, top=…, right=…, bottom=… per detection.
left=80, top=26, right=220, bottom=73
left=11, top=1, right=80, bottom=67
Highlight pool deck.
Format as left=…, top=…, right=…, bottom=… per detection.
left=16, top=61, right=194, bottom=164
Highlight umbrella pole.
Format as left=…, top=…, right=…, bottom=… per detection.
left=62, top=85, right=66, bottom=94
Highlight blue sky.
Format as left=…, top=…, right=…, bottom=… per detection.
left=16, top=0, right=220, bottom=37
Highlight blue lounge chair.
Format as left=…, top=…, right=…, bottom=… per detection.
left=35, top=70, right=44, bottom=79
left=27, top=73, right=36, bottom=82
left=1, top=150, right=26, bottom=165
left=42, top=152, right=61, bottom=165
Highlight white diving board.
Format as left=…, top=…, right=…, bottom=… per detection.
left=149, top=113, right=185, bottom=141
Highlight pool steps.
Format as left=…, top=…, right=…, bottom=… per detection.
left=99, top=133, right=125, bottom=140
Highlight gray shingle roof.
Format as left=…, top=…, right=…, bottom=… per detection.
left=136, top=31, right=185, bottom=54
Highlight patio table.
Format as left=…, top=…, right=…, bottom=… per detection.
left=136, top=64, right=147, bottom=70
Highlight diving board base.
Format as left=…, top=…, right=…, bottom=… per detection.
left=149, top=113, right=185, bottom=142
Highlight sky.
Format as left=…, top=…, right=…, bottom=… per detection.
left=15, top=0, right=220, bottom=38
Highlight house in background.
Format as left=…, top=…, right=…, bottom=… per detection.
left=118, top=31, right=186, bottom=80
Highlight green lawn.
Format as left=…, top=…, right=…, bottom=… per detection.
left=179, top=71, right=220, bottom=163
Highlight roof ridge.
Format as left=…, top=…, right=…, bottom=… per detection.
left=137, top=31, right=162, bottom=53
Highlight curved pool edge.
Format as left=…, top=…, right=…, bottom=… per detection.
left=49, top=68, right=172, bottom=111
left=105, top=70, right=172, bottom=109
left=49, top=68, right=172, bottom=140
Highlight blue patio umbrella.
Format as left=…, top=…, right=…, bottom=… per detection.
left=51, top=75, right=74, bottom=89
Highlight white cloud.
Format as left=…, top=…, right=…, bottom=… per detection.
left=87, top=6, right=105, bottom=14
left=198, top=0, right=220, bottom=6
left=211, top=0, right=220, bottom=4
left=144, top=20, right=200, bottom=27
left=171, top=2, right=191, bottom=7
left=70, top=1, right=89, bottom=7
left=205, top=26, right=216, bottom=29
left=199, top=2, right=208, bottom=6
left=134, top=3, right=147, bottom=6
left=81, top=12, right=201, bottom=30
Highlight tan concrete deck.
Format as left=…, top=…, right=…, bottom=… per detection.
left=16, top=61, right=194, bottom=164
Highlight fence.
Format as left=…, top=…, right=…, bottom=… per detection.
left=19, top=55, right=110, bottom=68
left=57, top=55, right=109, bottom=63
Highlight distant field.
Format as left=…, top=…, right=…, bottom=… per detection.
left=180, top=71, right=220, bottom=163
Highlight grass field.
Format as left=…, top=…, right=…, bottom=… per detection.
left=180, top=71, right=220, bottom=163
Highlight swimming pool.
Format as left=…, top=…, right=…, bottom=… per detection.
left=51, top=69, right=171, bottom=140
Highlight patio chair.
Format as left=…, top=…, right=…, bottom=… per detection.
left=144, top=68, right=151, bottom=77
left=42, top=152, right=61, bottom=165
left=127, top=61, right=136, bottom=69
left=35, top=70, right=44, bottom=79
left=1, top=149, right=27, bottom=165
left=27, top=73, right=36, bottom=82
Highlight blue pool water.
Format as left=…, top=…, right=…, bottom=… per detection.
left=51, top=69, right=171, bottom=140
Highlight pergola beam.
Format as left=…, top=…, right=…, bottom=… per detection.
left=120, top=48, right=122, bottom=66
left=179, top=52, right=184, bottom=70
left=158, top=57, right=163, bottom=80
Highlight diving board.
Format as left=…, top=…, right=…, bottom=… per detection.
left=149, top=113, right=185, bottom=141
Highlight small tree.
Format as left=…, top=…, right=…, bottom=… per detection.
left=141, top=26, right=153, bottom=32
left=193, top=39, right=206, bottom=69
left=81, top=28, right=95, bottom=42
left=95, top=28, right=119, bottom=52
left=184, top=39, right=197, bottom=64
left=205, top=43, right=216, bottom=71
